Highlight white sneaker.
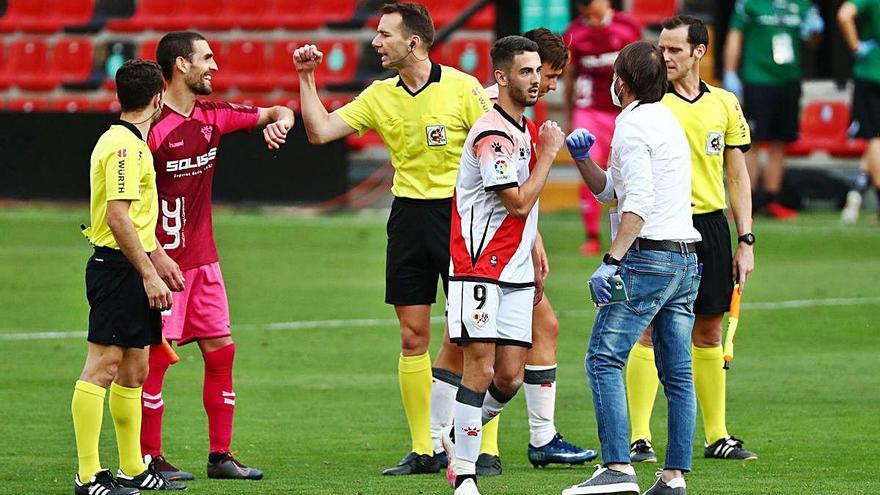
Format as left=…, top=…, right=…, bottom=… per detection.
left=841, top=190, right=862, bottom=224
left=454, top=477, right=481, bottom=495
left=441, top=425, right=456, bottom=487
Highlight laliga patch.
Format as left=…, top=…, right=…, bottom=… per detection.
left=494, top=158, right=512, bottom=182
left=706, top=132, right=723, bottom=155
left=472, top=309, right=490, bottom=328
left=426, top=125, right=447, bottom=146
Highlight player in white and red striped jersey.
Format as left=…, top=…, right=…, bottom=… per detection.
left=441, top=36, right=565, bottom=495
left=140, top=31, right=294, bottom=482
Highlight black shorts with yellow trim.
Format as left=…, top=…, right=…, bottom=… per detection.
left=693, top=210, right=734, bottom=315
left=85, top=246, right=162, bottom=348
left=385, top=196, right=452, bottom=306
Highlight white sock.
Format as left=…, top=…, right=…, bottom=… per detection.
left=524, top=364, right=558, bottom=447
left=430, top=368, right=459, bottom=454
left=454, top=386, right=484, bottom=476
left=482, top=383, right=513, bottom=425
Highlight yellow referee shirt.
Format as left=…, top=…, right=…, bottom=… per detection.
left=662, top=82, right=751, bottom=214
left=336, top=63, right=491, bottom=199
left=88, top=120, right=158, bottom=252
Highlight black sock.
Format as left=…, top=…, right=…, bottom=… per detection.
left=764, top=191, right=778, bottom=204
left=455, top=474, right=477, bottom=489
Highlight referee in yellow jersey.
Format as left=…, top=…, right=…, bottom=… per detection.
left=624, top=16, right=759, bottom=467
left=73, top=60, right=185, bottom=495
left=293, top=2, right=491, bottom=475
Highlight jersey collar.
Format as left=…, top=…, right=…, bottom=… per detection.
left=396, top=62, right=442, bottom=97
left=112, top=119, right=145, bottom=141
left=493, top=103, right=526, bottom=133
left=667, top=80, right=710, bottom=104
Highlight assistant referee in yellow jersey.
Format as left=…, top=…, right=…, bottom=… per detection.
left=624, top=16, right=760, bottom=469
left=72, top=60, right=185, bottom=495
left=293, top=2, right=491, bottom=476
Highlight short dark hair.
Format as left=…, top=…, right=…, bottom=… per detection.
left=380, top=2, right=435, bottom=48
left=614, top=41, right=666, bottom=103
left=523, top=28, right=570, bottom=70
left=661, top=15, right=710, bottom=49
left=491, top=35, right=539, bottom=72
left=115, top=59, right=164, bottom=112
left=156, top=31, right=207, bottom=81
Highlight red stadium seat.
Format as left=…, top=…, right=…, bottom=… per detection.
left=271, top=39, right=310, bottom=90
left=221, top=0, right=277, bottom=30
left=106, top=0, right=187, bottom=32
left=93, top=94, right=123, bottom=113
left=0, top=40, right=11, bottom=89
left=423, top=0, right=496, bottom=29
left=50, top=96, right=94, bottom=113
left=0, top=0, right=59, bottom=33
left=629, top=0, right=677, bottom=27
left=786, top=101, right=867, bottom=157
left=272, top=0, right=358, bottom=29
left=321, top=93, right=353, bottom=113
left=52, top=37, right=94, bottom=85
left=7, top=95, right=50, bottom=112
left=228, top=93, right=269, bottom=108
left=138, top=39, right=160, bottom=61
left=317, top=39, right=359, bottom=86
left=441, top=38, right=492, bottom=84
left=8, top=39, right=58, bottom=90
left=270, top=95, right=301, bottom=113
left=178, top=0, right=233, bottom=30
left=221, top=39, right=275, bottom=91
left=206, top=41, right=231, bottom=91
left=54, top=0, right=96, bottom=29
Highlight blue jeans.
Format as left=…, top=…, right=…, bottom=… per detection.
left=586, top=248, right=700, bottom=472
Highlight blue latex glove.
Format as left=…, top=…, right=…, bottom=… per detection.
left=566, top=128, right=597, bottom=161
left=723, top=71, right=743, bottom=99
left=857, top=39, right=878, bottom=59
left=589, top=263, right=619, bottom=304
left=800, top=5, right=824, bottom=39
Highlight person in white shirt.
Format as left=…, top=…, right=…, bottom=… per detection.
left=561, top=41, right=701, bottom=495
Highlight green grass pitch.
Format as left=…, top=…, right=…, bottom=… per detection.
left=0, top=206, right=878, bottom=494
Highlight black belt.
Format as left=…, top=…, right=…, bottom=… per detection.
left=632, top=238, right=696, bottom=253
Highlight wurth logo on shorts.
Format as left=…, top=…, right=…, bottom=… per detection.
left=165, top=147, right=217, bottom=172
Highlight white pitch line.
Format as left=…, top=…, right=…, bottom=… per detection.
left=2, top=296, right=879, bottom=342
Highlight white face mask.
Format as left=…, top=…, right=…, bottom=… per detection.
left=610, top=74, right=623, bottom=108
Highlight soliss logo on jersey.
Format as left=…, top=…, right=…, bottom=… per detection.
left=706, top=132, right=724, bottom=155
left=472, top=309, right=490, bottom=328
left=426, top=125, right=447, bottom=146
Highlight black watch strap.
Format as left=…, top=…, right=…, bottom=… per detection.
left=603, top=253, right=621, bottom=266
left=738, top=233, right=756, bottom=245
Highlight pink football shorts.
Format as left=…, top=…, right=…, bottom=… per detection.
left=161, top=262, right=231, bottom=345
left=572, top=107, right=617, bottom=169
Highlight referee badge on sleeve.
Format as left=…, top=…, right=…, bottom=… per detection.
left=706, top=132, right=723, bottom=155
left=426, top=125, right=447, bottom=146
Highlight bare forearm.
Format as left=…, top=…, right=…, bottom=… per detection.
left=107, top=214, right=159, bottom=280
left=723, top=30, right=743, bottom=73
left=607, top=212, right=644, bottom=260
left=838, top=5, right=860, bottom=51
left=298, top=72, right=333, bottom=144
left=725, top=150, right=753, bottom=236
left=264, top=105, right=295, bottom=127
left=503, top=154, right=554, bottom=217
left=573, top=157, right=608, bottom=194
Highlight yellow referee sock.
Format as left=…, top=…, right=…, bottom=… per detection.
left=479, top=415, right=500, bottom=457
left=109, top=382, right=148, bottom=477
left=625, top=342, right=659, bottom=443
left=399, top=352, right=433, bottom=455
left=72, top=380, right=105, bottom=481
left=692, top=345, right=729, bottom=444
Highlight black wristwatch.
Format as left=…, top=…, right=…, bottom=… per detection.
left=738, top=233, right=756, bottom=246
left=603, top=253, right=621, bottom=266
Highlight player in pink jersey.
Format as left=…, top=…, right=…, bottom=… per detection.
left=440, top=36, right=565, bottom=495
left=139, top=31, right=294, bottom=482
left=563, top=0, right=641, bottom=255
left=430, top=29, right=596, bottom=474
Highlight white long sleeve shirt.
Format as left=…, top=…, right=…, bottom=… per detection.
left=597, top=100, right=701, bottom=242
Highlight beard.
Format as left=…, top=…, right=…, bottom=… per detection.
left=186, top=71, right=213, bottom=96
left=510, top=84, right=538, bottom=107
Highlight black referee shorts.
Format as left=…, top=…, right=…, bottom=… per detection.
left=385, top=196, right=452, bottom=306
left=693, top=210, right=734, bottom=315
left=743, top=82, right=801, bottom=143
left=851, top=79, right=880, bottom=139
left=85, top=246, right=162, bottom=348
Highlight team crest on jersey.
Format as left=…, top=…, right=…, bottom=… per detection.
left=426, top=125, right=447, bottom=146
left=490, top=255, right=498, bottom=267
left=706, top=132, right=723, bottom=155
left=472, top=310, right=490, bottom=328
left=201, top=125, right=213, bottom=142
